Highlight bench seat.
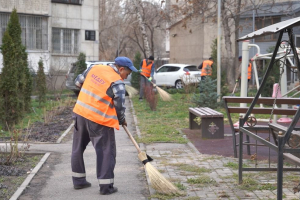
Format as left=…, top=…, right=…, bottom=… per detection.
left=188, top=107, right=224, bottom=139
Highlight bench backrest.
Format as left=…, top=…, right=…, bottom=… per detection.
left=223, top=96, right=300, bottom=115
left=223, top=96, right=300, bottom=105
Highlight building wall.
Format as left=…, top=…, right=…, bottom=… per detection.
left=0, top=0, right=99, bottom=90
left=169, top=17, right=204, bottom=65
left=169, top=16, right=235, bottom=67
left=51, top=0, right=99, bottom=72
left=0, top=0, right=51, bottom=73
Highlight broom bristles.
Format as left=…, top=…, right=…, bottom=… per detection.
left=145, top=162, right=179, bottom=194
left=156, top=87, right=172, bottom=102
left=138, top=151, right=179, bottom=194
left=125, top=85, right=138, bottom=97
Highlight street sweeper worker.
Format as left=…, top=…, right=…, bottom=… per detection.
left=71, top=56, right=137, bottom=195
left=199, top=57, right=213, bottom=81
left=236, top=57, right=252, bottom=83
left=139, top=55, right=155, bottom=101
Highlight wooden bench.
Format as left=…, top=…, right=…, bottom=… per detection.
left=189, top=107, right=224, bottom=139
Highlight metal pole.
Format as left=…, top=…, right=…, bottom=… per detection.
left=217, top=0, right=221, bottom=101
left=252, top=7, right=255, bottom=86
left=277, top=131, right=284, bottom=200
left=241, top=40, right=249, bottom=108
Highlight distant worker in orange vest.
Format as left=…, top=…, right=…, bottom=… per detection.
left=71, top=57, right=137, bottom=195
left=139, top=55, right=155, bottom=101
left=236, top=56, right=252, bottom=83
left=199, top=57, right=214, bottom=81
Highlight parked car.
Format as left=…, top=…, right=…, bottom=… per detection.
left=153, top=64, right=201, bottom=89
left=65, top=61, right=114, bottom=95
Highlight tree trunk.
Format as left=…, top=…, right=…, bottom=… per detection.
left=133, top=0, right=151, bottom=58
left=221, top=0, right=239, bottom=89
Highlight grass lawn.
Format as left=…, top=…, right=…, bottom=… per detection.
left=131, top=93, right=192, bottom=144
left=131, top=90, right=275, bottom=144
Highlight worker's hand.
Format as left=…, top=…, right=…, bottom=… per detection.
left=148, top=77, right=152, bottom=82
left=122, top=119, right=127, bottom=127
left=236, top=79, right=239, bottom=82
left=138, top=69, right=142, bottom=73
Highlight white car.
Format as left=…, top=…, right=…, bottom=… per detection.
left=66, top=61, right=115, bottom=95
left=154, top=64, right=201, bottom=89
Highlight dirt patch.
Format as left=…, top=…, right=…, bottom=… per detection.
left=0, top=154, right=44, bottom=200
left=24, top=106, right=74, bottom=143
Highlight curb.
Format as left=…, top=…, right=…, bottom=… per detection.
left=128, top=98, right=156, bottom=197
left=9, top=152, right=51, bottom=200
left=56, top=122, right=74, bottom=143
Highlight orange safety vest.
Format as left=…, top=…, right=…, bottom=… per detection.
left=73, top=65, right=122, bottom=130
left=248, top=63, right=252, bottom=80
left=141, top=59, right=153, bottom=78
left=201, top=60, right=213, bottom=76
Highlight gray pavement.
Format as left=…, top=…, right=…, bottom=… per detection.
left=18, top=98, right=149, bottom=200
left=10, top=96, right=300, bottom=199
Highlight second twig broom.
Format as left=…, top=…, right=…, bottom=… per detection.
left=141, top=74, right=172, bottom=101
left=122, top=125, right=179, bottom=195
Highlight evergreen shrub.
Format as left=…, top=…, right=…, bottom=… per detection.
left=74, top=52, right=87, bottom=81
left=131, top=52, right=142, bottom=89
left=36, top=58, right=47, bottom=106
left=191, top=77, right=220, bottom=109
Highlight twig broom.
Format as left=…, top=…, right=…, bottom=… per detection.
left=122, top=125, right=179, bottom=195
left=141, top=74, right=172, bottom=101
left=125, top=84, right=138, bottom=98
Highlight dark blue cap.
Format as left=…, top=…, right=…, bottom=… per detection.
left=115, top=57, right=138, bottom=72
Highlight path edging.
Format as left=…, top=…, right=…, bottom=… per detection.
left=9, top=152, right=51, bottom=200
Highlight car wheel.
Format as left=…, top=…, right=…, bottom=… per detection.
left=175, top=80, right=183, bottom=89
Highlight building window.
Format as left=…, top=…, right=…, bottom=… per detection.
left=0, top=13, right=48, bottom=50
left=255, top=17, right=281, bottom=42
left=52, top=28, right=79, bottom=54
left=51, top=0, right=82, bottom=5
left=85, top=30, right=95, bottom=41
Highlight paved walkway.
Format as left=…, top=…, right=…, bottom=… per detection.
left=11, top=97, right=300, bottom=199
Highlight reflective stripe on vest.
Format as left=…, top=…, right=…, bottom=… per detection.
left=248, top=63, right=252, bottom=80
left=141, top=59, right=153, bottom=78
left=73, top=65, right=121, bottom=130
left=201, top=60, right=213, bottom=76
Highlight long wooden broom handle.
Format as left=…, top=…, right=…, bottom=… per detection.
left=141, top=74, right=155, bottom=86
left=122, top=125, right=141, bottom=153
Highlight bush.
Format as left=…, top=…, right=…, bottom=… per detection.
left=0, top=9, right=24, bottom=129
left=191, top=77, right=220, bottom=109
left=131, top=52, right=142, bottom=89
left=74, top=52, right=87, bottom=81
left=36, top=58, right=47, bottom=106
